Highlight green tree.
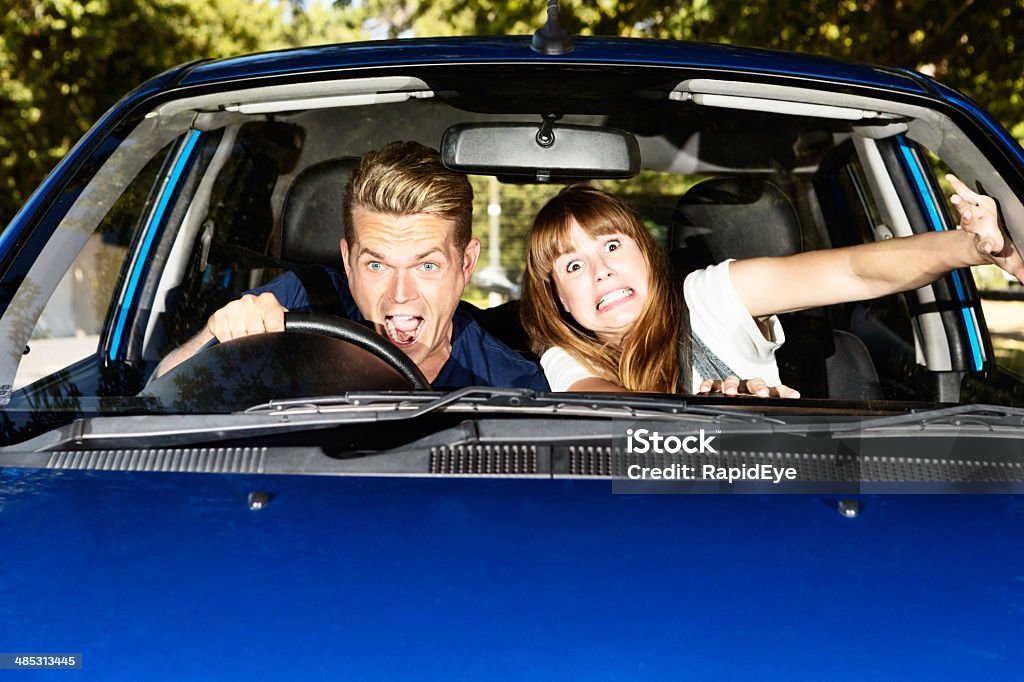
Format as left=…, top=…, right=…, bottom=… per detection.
left=673, top=0, right=1024, bottom=142
left=0, top=0, right=365, bottom=225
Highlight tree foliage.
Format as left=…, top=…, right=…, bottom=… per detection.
left=0, top=0, right=364, bottom=224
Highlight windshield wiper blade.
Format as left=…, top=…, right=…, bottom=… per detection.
left=825, top=403, right=1024, bottom=433
left=243, top=387, right=529, bottom=417
left=243, top=387, right=786, bottom=424
left=7, top=390, right=786, bottom=453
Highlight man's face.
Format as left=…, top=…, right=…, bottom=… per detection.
left=341, top=207, right=480, bottom=381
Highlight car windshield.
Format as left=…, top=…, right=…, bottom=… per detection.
left=1, top=58, right=1022, bottom=445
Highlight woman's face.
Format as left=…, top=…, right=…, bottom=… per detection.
left=550, top=219, right=651, bottom=345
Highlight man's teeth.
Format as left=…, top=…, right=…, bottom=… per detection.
left=597, top=288, right=633, bottom=310
left=385, top=316, right=423, bottom=344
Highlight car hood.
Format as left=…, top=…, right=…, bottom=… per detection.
left=2, top=469, right=1022, bottom=677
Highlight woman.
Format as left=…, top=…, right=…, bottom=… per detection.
left=521, top=176, right=1021, bottom=394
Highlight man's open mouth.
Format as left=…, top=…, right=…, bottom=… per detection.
left=597, top=288, right=634, bottom=311
left=384, top=315, right=424, bottom=347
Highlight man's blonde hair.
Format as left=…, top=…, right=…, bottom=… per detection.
left=344, top=141, right=473, bottom=250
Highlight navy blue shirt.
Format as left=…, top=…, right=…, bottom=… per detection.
left=247, top=268, right=549, bottom=391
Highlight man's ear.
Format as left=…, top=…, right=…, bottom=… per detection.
left=461, top=238, right=481, bottom=283
left=340, top=238, right=352, bottom=276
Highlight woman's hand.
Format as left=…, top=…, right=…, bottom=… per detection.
left=697, top=375, right=800, bottom=398
left=947, top=174, right=1024, bottom=282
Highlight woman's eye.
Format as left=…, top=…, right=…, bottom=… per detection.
left=566, top=260, right=583, bottom=273
left=605, top=239, right=621, bottom=252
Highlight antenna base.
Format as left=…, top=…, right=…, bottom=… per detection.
left=530, top=0, right=574, bottom=55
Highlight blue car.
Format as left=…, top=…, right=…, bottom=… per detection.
left=2, top=28, right=1024, bottom=678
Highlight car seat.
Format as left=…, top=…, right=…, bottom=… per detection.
left=670, top=177, right=882, bottom=400
left=277, top=157, right=362, bottom=316
left=281, top=157, right=360, bottom=266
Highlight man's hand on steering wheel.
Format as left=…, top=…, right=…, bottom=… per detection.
left=206, top=292, right=289, bottom=342
left=203, top=294, right=431, bottom=388
left=148, top=308, right=432, bottom=404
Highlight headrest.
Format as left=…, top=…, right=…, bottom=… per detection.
left=670, top=177, right=803, bottom=269
left=281, top=157, right=360, bottom=266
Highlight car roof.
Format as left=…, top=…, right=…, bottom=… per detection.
left=129, top=35, right=1018, bottom=210
left=175, top=35, right=933, bottom=96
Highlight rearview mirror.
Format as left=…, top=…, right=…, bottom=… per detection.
left=441, top=122, right=641, bottom=182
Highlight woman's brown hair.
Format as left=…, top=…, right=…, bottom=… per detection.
left=521, top=185, right=691, bottom=393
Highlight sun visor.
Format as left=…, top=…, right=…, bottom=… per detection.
left=151, top=76, right=433, bottom=118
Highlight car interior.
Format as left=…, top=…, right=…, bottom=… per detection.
left=5, top=63, right=1024, bottom=417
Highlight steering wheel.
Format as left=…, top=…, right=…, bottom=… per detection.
left=283, top=312, right=430, bottom=390
left=142, top=311, right=431, bottom=411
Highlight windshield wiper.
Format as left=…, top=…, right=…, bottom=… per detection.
left=823, top=404, right=1024, bottom=434
left=243, top=387, right=528, bottom=418
left=242, top=386, right=787, bottom=424
left=4, top=389, right=790, bottom=453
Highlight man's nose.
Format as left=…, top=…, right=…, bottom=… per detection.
left=388, top=269, right=418, bottom=303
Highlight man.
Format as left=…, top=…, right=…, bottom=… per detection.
left=155, top=141, right=550, bottom=391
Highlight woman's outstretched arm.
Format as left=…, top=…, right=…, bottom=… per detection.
left=730, top=174, right=1022, bottom=318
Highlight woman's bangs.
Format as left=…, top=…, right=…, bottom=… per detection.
left=572, top=193, right=633, bottom=237
left=578, top=213, right=624, bottom=239
left=547, top=207, right=622, bottom=258
left=531, top=213, right=576, bottom=272
left=530, top=186, right=646, bottom=274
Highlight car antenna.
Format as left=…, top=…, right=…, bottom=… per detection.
left=531, top=0, right=574, bottom=55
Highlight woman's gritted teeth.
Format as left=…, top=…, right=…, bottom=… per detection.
left=596, top=288, right=635, bottom=312
left=384, top=314, right=424, bottom=346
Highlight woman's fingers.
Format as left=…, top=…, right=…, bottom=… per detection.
left=696, top=376, right=799, bottom=398
left=947, top=173, right=984, bottom=205
left=947, top=174, right=1004, bottom=254
left=720, top=375, right=741, bottom=395
left=769, top=383, right=801, bottom=399
left=734, top=377, right=765, bottom=397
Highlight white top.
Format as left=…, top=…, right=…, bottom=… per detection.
left=540, top=260, right=785, bottom=392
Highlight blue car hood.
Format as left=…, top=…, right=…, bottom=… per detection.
left=2, top=469, right=1022, bottom=677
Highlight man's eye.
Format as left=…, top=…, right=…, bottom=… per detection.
left=605, top=239, right=621, bottom=252
left=566, top=260, right=583, bottom=273
left=422, top=262, right=438, bottom=273
left=368, top=262, right=384, bottom=271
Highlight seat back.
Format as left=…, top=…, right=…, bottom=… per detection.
left=827, top=330, right=882, bottom=400
left=281, top=157, right=360, bottom=267
left=671, top=177, right=803, bottom=269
